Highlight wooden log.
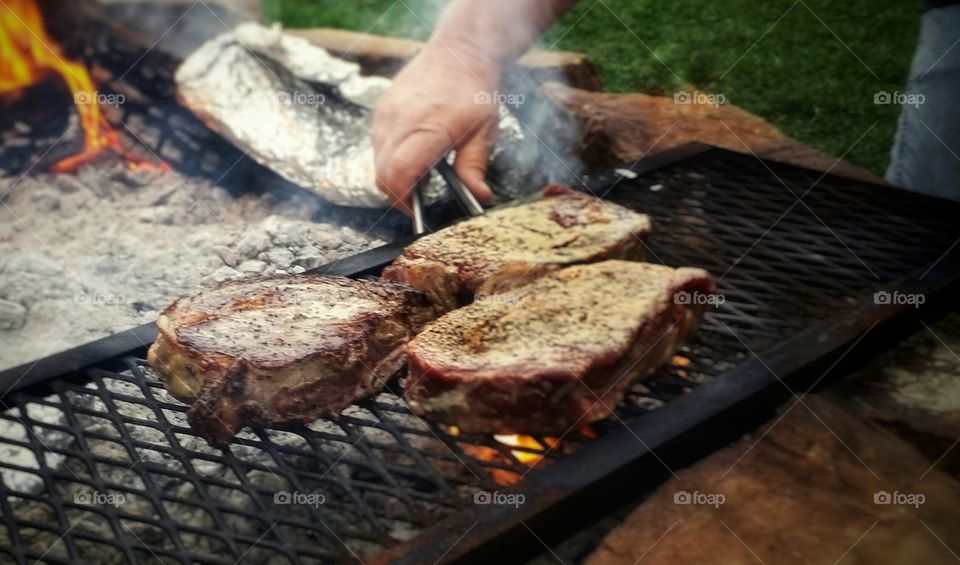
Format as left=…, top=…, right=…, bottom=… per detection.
left=540, top=82, right=887, bottom=185
left=587, top=395, right=960, bottom=565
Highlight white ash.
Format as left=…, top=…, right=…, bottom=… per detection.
left=0, top=402, right=68, bottom=494
left=0, top=162, right=384, bottom=371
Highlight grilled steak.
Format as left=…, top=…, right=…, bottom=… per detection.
left=147, top=275, right=434, bottom=444
left=404, top=261, right=716, bottom=434
left=381, top=185, right=652, bottom=312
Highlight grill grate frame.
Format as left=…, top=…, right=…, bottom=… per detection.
left=2, top=147, right=960, bottom=564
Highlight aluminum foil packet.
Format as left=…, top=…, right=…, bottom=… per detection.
left=175, top=23, right=529, bottom=208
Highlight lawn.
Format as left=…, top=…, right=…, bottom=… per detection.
left=263, top=0, right=923, bottom=174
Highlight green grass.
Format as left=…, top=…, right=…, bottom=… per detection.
left=263, top=0, right=923, bottom=174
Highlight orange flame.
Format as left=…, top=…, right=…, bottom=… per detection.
left=450, top=426, right=592, bottom=486
left=493, top=434, right=558, bottom=466
left=0, top=0, right=164, bottom=172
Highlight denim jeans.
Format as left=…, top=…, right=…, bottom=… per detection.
left=886, top=6, right=960, bottom=199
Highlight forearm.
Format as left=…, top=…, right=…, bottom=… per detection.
left=428, top=0, right=577, bottom=67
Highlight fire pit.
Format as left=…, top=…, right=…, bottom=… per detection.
left=0, top=1, right=436, bottom=371
left=3, top=2, right=960, bottom=564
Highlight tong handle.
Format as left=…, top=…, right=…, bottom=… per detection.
left=410, top=158, right=485, bottom=236
left=411, top=183, right=426, bottom=235
left=435, top=160, right=484, bottom=217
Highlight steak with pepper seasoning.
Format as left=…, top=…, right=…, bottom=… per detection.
left=148, top=275, right=434, bottom=444
left=381, top=185, right=652, bottom=313
left=404, top=261, right=715, bottom=433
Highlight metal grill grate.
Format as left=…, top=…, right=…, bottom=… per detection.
left=3, top=147, right=960, bottom=564
left=0, top=360, right=591, bottom=564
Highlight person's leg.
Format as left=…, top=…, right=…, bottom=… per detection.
left=886, top=6, right=960, bottom=199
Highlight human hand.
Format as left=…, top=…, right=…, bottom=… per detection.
left=373, top=42, right=501, bottom=210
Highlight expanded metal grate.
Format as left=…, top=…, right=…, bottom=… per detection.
left=2, top=148, right=960, bottom=565
left=0, top=361, right=590, bottom=564
left=584, top=152, right=960, bottom=429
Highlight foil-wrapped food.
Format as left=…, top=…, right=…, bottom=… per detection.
left=175, top=23, right=531, bottom=208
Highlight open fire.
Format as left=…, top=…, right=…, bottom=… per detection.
left=0, top=0, right=164, bottom=172
left=449, top=426, right=596, bottom=485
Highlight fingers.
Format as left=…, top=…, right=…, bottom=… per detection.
left=453, top=123, right=495, bottom=203
left=375, top=127, right=454, bottom=213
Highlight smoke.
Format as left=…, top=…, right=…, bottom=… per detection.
left=94, top=1, right=254, bottom=60
left=394, top=0, right=587, bottom=196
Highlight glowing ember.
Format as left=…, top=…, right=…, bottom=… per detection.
left=447, top=426, right=596, bottom=486
left=493, top=434, right=557, bottom=465
left=671, top=355, right=691, bottom=367
left=0, top=0, right=164, bottom=172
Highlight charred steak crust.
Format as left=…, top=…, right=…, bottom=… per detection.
left=147, top=274, right=435, bottom=444
left=403, top=261, right=716, bottom=434
left=381, top=185, right=653, bottom=312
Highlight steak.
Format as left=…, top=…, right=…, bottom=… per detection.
left=381, top=185, right=652, bottom=313
left=147, top=275, right=434, bottom=444
left=404, top=261, right=716, bottom=434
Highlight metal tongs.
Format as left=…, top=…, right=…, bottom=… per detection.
left=411, top=160, right=485, bottom=235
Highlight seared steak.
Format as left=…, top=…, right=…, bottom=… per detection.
left=381, top=185, right=652, bottom=312
left=147, top=275, right=434, bottom=444
left=404, top=261, right=716, bottom=434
